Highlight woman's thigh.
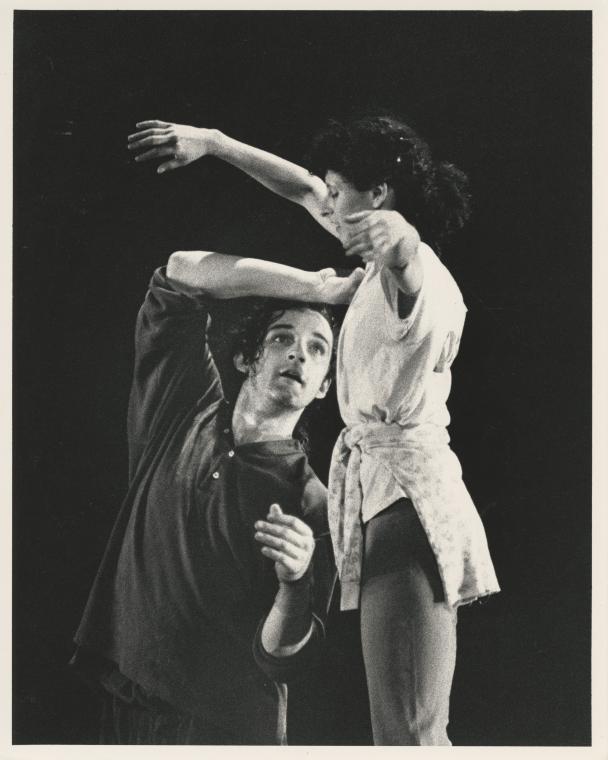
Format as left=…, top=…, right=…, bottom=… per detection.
left=360, top=499, right=457, bottom=745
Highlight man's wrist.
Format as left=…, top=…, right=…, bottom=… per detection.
left=275, top=571, right=312, bottom=612
left=310, top=268, right=333, bottom=298
left=279, top=566, right=313, bottom=588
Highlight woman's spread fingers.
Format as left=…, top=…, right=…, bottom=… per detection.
left=128, top=128, right=170, bottom=143
left=344, top=241, right=372, bottom=258
left=135, top=120, right=171, bottom=129
left=370, top=227, right=388, bottom=245
left=135, top=146, right=177, bottom=163
left=344, top=228, right=368, bottom=245
left=344, top=210, right=371, bottom=224
left=344, top=233, right=371, bottom=255
left=157, top=160, right=181, bottom=174
left=130, top=135, right=173, bottom=151
left=343, top=221, right=371, bottom=240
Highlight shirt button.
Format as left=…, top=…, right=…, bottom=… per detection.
left=228, top=450, right=235, bottom=458
left=223, top=428, right=229, bottom=434
left=212, top=471, right=219, bottom=479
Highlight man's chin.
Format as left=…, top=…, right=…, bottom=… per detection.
left=271, top=387, right=308, bottom=411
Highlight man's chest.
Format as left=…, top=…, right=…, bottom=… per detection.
left=147, top=412, right=306, bottom=551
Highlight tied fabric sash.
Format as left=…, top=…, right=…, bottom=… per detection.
left=327, top=422, right=449, bottom=611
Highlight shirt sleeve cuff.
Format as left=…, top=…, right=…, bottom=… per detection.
left=252, top=614, right=325, bottom=684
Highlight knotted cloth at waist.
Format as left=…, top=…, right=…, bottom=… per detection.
left=327, top=422, right=500, bottom=611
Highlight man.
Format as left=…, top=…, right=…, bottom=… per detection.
left=71, top=250, right=363, bottom=744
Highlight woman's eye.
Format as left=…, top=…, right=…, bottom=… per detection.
left=310, top=342, right=326, bottom=356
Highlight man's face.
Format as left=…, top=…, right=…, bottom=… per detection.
left=242, top=308, right=333, bottom=412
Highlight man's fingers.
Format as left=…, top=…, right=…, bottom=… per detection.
left=254, top=521, right=312, bottom=547
left=134, top=146, right=176, bottom=163
left=255, top=532, right=302, bottom=559
left=260, top=512, right=313, bottom=537
left=260, top=546, right=301, bottom=572
left=135, top=120, right=171, bottom=129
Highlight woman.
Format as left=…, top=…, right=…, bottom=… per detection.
left=128, top=114, right=500, bottom=745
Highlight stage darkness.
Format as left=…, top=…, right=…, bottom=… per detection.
left=13, top=10, right=591, bottom=746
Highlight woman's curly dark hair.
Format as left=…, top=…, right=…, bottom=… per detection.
left=306, top=115, right=471, bottom=256
left=223, top=298, right=339, bottom=452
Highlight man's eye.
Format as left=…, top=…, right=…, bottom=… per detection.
left=271, top=333, right=292, bottom=344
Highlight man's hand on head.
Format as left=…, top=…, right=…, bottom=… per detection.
left=313, top=266, right=365, bottom=305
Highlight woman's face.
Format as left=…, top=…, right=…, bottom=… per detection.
left=322, top=170, right=376, bottom=242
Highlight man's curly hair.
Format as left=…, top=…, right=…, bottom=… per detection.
left=306, top=114, right=472, bottom=256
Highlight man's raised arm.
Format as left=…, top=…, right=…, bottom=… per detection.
left=166, top=250, right=363, bottom=303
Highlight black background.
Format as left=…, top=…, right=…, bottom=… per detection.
left=13, top=10, right=591, bottom=746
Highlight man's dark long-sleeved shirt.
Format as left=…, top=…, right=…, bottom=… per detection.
left=73, top=268, right=335, bottom=744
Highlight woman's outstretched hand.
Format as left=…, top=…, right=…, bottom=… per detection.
left=127, top=120, right=217, bottom=174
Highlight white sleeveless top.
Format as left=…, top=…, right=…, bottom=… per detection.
left=328, top=244, right=500, bottom=610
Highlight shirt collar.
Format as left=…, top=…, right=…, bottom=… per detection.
left=218, top=400, right=304, bottom=456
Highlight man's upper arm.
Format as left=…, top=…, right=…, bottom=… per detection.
left=127, top=267, right=222, bottom=473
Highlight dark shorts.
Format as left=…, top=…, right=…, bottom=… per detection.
left=362, top=498, right=445, bottom=603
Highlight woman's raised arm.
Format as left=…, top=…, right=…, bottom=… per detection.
left=128, top=120, right=338, bottom=236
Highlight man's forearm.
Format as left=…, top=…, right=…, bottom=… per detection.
left=167, top=250, right=324, bottom=300
left=209, top=129, right=324, bottom=206
left=260, top=576, right=314, bottom=657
